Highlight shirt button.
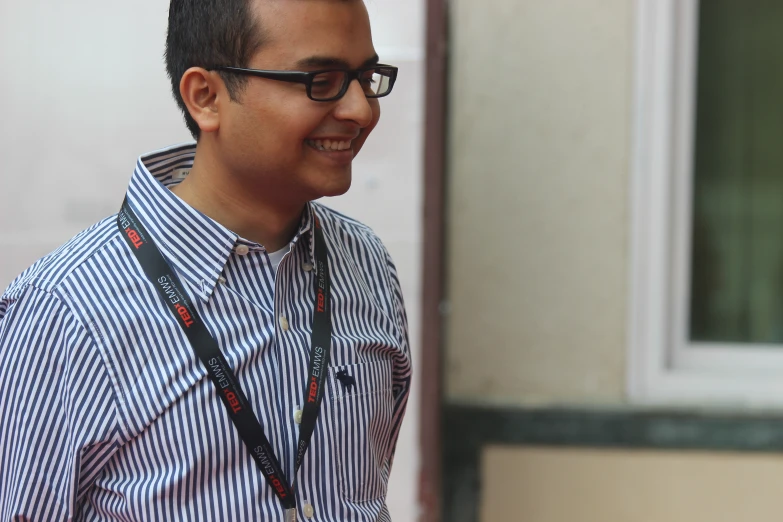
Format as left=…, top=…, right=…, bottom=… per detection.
left=294, top=409, right=303, bottom=424
left=302, top=262, right=313, bottom=272
left=303, top=503, right=315, bottom=519
left=279, top=315, right=289, bottom=331
left=217, top=276, right=226, bottom=285
left=235, top=244, right=249, bottom=255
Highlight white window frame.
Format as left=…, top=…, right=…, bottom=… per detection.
left=628, top=0, right=783, bottom=408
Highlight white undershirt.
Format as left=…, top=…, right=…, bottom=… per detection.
left=267, top=246, right=289, bottom=273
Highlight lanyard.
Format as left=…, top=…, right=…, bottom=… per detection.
left=117, top=198, right=331, bottom=521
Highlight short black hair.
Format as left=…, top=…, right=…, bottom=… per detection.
left=165, top=0, right=265, bottom=140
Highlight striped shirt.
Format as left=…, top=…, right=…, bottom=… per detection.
left=0, top=143, right=411, bottom=521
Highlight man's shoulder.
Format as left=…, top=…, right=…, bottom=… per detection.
left=312, top=202, right=387, bottom=252
left=2, top=215, right=122, bottom=304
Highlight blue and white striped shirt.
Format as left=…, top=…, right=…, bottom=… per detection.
left=0, top=143, right=411, bottom=521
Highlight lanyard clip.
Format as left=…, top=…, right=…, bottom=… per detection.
left=285, top=508, right=297, bottom=522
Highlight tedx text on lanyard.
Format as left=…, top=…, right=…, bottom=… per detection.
left=118, top=198, right=332, bottom=522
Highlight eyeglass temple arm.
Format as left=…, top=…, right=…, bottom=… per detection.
left=213, top=66, right=310, bottom=83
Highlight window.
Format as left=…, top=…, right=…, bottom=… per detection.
left=629, top=0, right=783, bottom=405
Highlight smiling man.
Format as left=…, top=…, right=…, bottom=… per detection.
left=0, top=1, right=411, bottom=521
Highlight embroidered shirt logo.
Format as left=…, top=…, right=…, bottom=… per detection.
left=335, top=370, right=356, bottom=390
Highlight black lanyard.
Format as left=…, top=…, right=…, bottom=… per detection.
left=118, top=198, right=331, bottom=521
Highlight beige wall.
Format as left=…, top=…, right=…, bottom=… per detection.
left=445, top=5, right=783, bottom=520
left=480, top=445, right=783, bottom=521
left=445, top=0, right=633, bottom=404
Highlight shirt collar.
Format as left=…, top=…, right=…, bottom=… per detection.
left=125, top=142, right=314, bottom=302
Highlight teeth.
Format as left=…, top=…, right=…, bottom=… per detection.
left=307, top=139, right=352, bottom=151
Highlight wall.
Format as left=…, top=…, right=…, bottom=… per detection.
left=441, top=2, right=783, bottom=521
left=0, top=0, right=424, bottom=520
left=445, top=0, right=632, bottom=405
left=480, top=445, right=783, bottom=522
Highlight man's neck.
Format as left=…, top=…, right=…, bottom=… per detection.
left=170, top=149, right=304, bottom=253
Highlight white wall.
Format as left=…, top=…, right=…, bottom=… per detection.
left=0, top=1, right=424, bottom=520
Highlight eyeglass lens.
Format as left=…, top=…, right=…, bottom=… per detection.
left=310, top=68, right=392, bottom=100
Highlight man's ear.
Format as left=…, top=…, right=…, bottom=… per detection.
left=180, top=67, right=223, bottom=134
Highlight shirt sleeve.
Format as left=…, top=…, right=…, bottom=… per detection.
left=0, top=285, right=121, bottom=520
left=381, top=247, right=413, bottom=472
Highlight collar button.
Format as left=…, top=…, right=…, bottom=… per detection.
left=235, top=244, right=250, bottom=256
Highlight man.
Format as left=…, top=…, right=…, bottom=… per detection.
left=0, top=0, right=411, bottom=520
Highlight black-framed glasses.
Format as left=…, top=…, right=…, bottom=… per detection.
left=211, top=64, right=398, bottom=102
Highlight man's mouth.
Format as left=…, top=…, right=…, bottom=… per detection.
left=305, top=139, right=353, bottom=152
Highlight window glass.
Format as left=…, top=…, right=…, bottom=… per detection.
left=690, top=1, right=783, bottom=343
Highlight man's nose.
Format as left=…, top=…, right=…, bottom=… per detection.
left=334, top=79, right=374, bottom=128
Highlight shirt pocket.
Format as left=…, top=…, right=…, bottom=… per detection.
left=328, top=359, right=394, bottom=503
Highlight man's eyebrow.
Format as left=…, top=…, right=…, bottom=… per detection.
left=294, top=54, right=380, bottom=70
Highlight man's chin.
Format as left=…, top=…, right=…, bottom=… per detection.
left=301, top=176, right=352, bottom=202
left=314, top=165, right=353, bottom=197
left=321, top=178, right=352, bottom=198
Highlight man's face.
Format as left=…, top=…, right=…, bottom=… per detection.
left=215, top=0, right=381, bottom=205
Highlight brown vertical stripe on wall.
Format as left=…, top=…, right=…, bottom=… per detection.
left=419, top=0, right=448, bottom=521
